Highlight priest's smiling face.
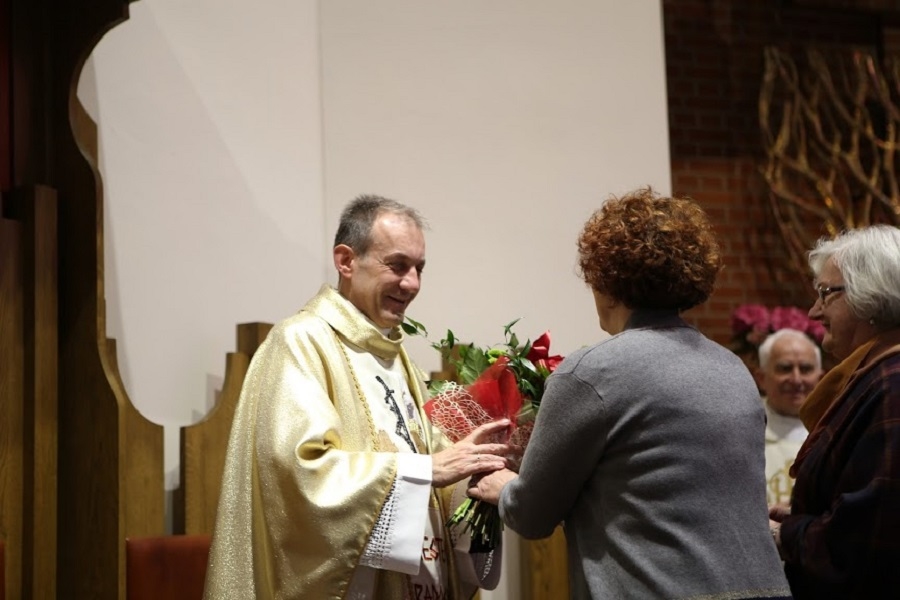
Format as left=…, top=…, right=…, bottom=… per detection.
left=338, top=212, right=426, bottom=329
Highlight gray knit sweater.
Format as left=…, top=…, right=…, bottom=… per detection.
left=500, top=311, right=791, bottom=599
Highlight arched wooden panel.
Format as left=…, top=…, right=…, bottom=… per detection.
left=179, top=322, right=272, bottom=535
left=53, top=81, right=165, bottom=600
left=4, top=0, right=166, bottom=597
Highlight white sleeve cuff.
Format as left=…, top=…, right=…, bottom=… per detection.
left=396, top=451, right=432, bottom=484
left=360, top=454, right=433, bottom=575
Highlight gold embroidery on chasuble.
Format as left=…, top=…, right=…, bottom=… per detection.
left=411, top=429, right=428, bottom=455
left=325, top=310, right=470, bottom=598
left=337, top=337, right=455, bottom=598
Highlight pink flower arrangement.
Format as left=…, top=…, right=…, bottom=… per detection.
left=730, top=303, right=825, bottom=355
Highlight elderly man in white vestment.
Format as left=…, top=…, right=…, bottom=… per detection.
left=204, top=195, right=512, bottom=599
left=755, top=328, right=823, bottom=506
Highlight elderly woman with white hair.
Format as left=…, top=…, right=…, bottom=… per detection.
left=769, top=224, right=900, bottom=599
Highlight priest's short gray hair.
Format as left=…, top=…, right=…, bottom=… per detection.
left=334, top=194, right=427, bottom=256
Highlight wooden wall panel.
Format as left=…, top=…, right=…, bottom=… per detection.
left=10, top=185, right=59, bottom=600
left=0, top=0, right=10, bottom=192
left=108, top=337, right=165, bottom=539
left=0, top=216, right=23, bottom=600
left=56, top=89, right=164, bottom=600
left=180, top=352, right=249, bottom=535
left=521, top=529, right=569, bottom=600
left=180, top=323, right=272, bottom=535
left=6, top=0, right=166, bottom=594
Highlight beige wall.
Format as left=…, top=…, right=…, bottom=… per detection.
left=78, top=1, right=669, bottom=597
left=320, top=0, right=671, bottom=370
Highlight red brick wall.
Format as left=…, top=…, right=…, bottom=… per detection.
left=663, top=0, right=883, bottom=344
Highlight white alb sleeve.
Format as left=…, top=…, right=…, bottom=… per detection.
left=358, top=452, right=432, bottom=575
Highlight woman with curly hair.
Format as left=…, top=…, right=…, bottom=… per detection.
left=470, top=188, right=790, bottom=599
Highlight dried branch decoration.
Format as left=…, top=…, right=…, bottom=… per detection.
left=759, top=46, right=900, bottom=280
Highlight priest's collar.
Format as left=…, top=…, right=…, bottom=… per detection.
left=305, top=284, right=404, bottom=360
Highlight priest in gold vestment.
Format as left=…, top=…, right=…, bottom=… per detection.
left=204, top=196, right=511, bottom=599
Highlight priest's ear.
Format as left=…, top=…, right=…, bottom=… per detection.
left=333, top=244, right=356, bottom=280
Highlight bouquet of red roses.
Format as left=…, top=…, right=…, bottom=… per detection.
left=403, top=318, right=563, bottom=549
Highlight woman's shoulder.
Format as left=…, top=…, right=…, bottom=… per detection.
left=559, top=325, right=750, bottom=386
left=557, top=326, right=691, bottom=373
left=856, top=352, right=900, bottom=403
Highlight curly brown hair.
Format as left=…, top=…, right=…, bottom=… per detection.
left=577, top=187, right=722, bottom=311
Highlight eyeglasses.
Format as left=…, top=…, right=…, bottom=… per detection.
left=814, top=283, right=846, bottom=303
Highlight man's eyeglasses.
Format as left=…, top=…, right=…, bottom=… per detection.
left=815, top=284, right=846, bottom=303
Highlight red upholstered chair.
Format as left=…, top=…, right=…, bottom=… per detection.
left=125, top=534, right=212, bottom=600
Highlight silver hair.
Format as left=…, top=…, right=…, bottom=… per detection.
left=758, top=328, right=822, bottom=370
left=808, top=225, right=900, bottom=328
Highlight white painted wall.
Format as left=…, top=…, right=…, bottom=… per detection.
left=78, top=0, right=325, bottom=514
left=78, top=1, right=670, bottom=597
left=319, top=0, right=671, bottom=373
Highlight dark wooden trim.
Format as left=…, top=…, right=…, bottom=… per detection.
left=8, top=0, right=161, bottom=597
left=9, top=185, right=59, bottom=600
left=0, top=214, right=23, bottom=600
left=0, top=0, right=10, bottom=192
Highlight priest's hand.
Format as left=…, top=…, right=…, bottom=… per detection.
left=467, top=468, right=517, bottom=505
left=768, top=503, right=790, bottom=523
left=768, top=503, right=789, bottom=560
left=431, top=419, right=513, bottom=488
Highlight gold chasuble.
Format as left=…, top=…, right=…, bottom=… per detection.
left=203, top=285, right=475, bottom=600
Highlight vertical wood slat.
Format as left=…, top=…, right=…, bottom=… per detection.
left=0, top=538, right=5, bottom=600
left=0, top=0, right=10, bottom=192
left=237, top=322, right=273, bottom=359
left=57, top=83, right=164, bottom=600
left=107, top=336, right=166, bottom=542
left=521, top=529, right=569, bottom=600
left=13, top=185, right=58, bottom=600
left=0, top=214, right=23, bottom=600
left=180, top=322, right=272, bottom=535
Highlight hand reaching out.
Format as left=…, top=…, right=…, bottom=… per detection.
left=467, top=468, right=518, bottom=505
left=431, top=419, right=515, bottom=488
left=768, top=503, right=789, bottom=559
left=768, top=503, right=790, bottom=523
